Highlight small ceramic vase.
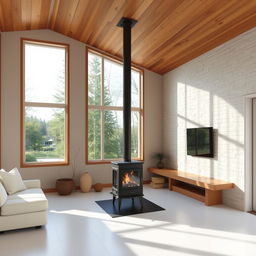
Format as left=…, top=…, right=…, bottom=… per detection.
left=80, top=172, right=92, bottom=192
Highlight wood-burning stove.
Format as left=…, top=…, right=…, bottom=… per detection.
left=112, top=161, right=143, bottom=210
left=111, top=17, right=143, bottom=211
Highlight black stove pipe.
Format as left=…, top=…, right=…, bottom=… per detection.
left=117, top=17, right=137, bottom=162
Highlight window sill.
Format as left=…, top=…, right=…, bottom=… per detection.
left=86, top=161, right=112, bottom=165
left=21, top=162, right=69, bottom=168
left=86, top=158, right=144, bottom=165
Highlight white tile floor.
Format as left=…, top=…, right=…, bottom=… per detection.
left=1, top=185, right=256, bottom=256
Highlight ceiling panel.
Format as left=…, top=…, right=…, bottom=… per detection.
left=1, top=0, right=256, bottom=74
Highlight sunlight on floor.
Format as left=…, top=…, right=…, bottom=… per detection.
left=50, top=192, right=256, bottom=256
left=1, top=187, right=256, bottom=256
left=102, top=218, right=256, bottom=256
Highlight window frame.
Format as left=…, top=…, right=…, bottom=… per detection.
left=86, top=46, right=144, bottom=164
left=20, top=38, right=70, bottom=167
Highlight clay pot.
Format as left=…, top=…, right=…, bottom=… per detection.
left=94, top=183, right=103, bottom=192
left=80, top=172, right=92, bottom=192
left=56, top=178, right=74, bottom=195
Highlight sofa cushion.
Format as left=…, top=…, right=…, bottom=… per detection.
left=23, top=179, right=41, bottom=189
left=1, top=188, right=48, bottom=216
left=0, top=168, right=26, bottom=195
left=0, top=183, right=7, bottom=207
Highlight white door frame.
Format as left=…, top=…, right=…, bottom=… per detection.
left=244, top=93, right=256, bottom=211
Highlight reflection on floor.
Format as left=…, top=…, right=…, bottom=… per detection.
left=0, top=185, right=256, bottom=256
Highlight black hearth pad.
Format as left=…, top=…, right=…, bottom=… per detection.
left=95, top=198, right=165, bottom=218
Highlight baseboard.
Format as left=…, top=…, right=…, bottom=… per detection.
left=43, top=180, right=150, bottom=193
left=43, top=188, right=58, bottom=193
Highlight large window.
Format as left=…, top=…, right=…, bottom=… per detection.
left=86, top=48, right=144, bottom=163
left=21, top=39, right=69, bottom=167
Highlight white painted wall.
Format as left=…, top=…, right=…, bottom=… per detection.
left=1, top=29, right=163, bottom=189
left=163, top=27, right=256, bottom=211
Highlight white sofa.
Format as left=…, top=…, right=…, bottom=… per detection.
left=0, top=179, right=48, bottom=232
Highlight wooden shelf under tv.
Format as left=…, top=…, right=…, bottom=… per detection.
left=172, top=182, right=205, bottom=203
left=148, top=168, right=234, bottom=206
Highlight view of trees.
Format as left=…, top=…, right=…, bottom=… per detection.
left=25, top=45, right=141, bottom=163
left=88, top=54, right=123, bottom=160
left=24, top=43, right=66, bottom=163
left=88, top=52, right=141, bottom=160
left=25, top=109, right=65, bottom=162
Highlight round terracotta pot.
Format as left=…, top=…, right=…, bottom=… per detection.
left=94, top=183, right=103, bottom=192
left=80, top=172, right=92, bottom=192
left=56, top=178, right=74, bottom=195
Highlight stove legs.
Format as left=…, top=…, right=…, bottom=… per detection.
left=112, top=196, right=122, bottom=211
left=118, top=199, right=122, bottom=211
left=112, top=196, right=143, bottom=211
left=139, top=197, right=143, bottom=210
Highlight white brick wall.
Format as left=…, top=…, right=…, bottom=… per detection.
left=163, top=27, right=256, bottom=211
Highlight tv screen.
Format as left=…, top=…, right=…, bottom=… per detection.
left=187, top=127, right=213, bottom=157
left=187, top=129, right=197, bottom=156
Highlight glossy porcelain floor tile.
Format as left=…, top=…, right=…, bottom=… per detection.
left=1, top=185, right=256, bottom=256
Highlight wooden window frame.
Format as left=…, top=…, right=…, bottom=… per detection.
left=86, top=46, right=144, bottom=165
left=0, top=34, right=1, bottom=168
left=20, top=38, right=70, bottom=168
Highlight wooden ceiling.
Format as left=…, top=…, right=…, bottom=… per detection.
left=1, top=0, right=256, bottom=74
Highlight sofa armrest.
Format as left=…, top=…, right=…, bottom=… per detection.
left=23, top=179, right=41, bottom=189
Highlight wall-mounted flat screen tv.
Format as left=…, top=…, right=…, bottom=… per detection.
left=187, top=127, right=214, bottom=157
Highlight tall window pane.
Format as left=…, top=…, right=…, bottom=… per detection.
left=131, top=111, right=140, bottom=158
left=25, top=107, right=65, bottom=162
left=87, top=49, right=143, bottom=162
left=104, top=59, right=123, bottom=106
left=88, top=110, right=101, bottom=160
left=22, top=39, right=69, bottom=166
left=25, top=44, right=66, bottom=103
left=88, top=53, right=101, bottom=105
left=104, top=111, right=123, bottom=159
left=131, top=70, right=140, bottom=107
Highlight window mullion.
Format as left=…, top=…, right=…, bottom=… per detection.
left=138, top=111, right=141, bottom=158
left=140, top=72, right=144, bottom=160
left=100, top=110, right=104, bottom=161
left=88, top=105, right=140, bottom=111
left=101, top=56, right=104, bottom=160
left=25, top=102, right=66, bottom=108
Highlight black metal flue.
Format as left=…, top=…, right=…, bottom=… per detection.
left=117, top=17, right=137, bottom=162
left=112, top=18, right=143, bottom=212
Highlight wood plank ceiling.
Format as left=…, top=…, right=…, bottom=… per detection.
left=1, top=0, right=256, bottom=74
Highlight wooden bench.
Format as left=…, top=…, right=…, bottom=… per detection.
left=148, top=168, right=234, bottom=206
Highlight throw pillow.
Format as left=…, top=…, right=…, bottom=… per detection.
left=0, top=182, right=7, bottom=206
left=0, top=168, right=26, bottom=195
